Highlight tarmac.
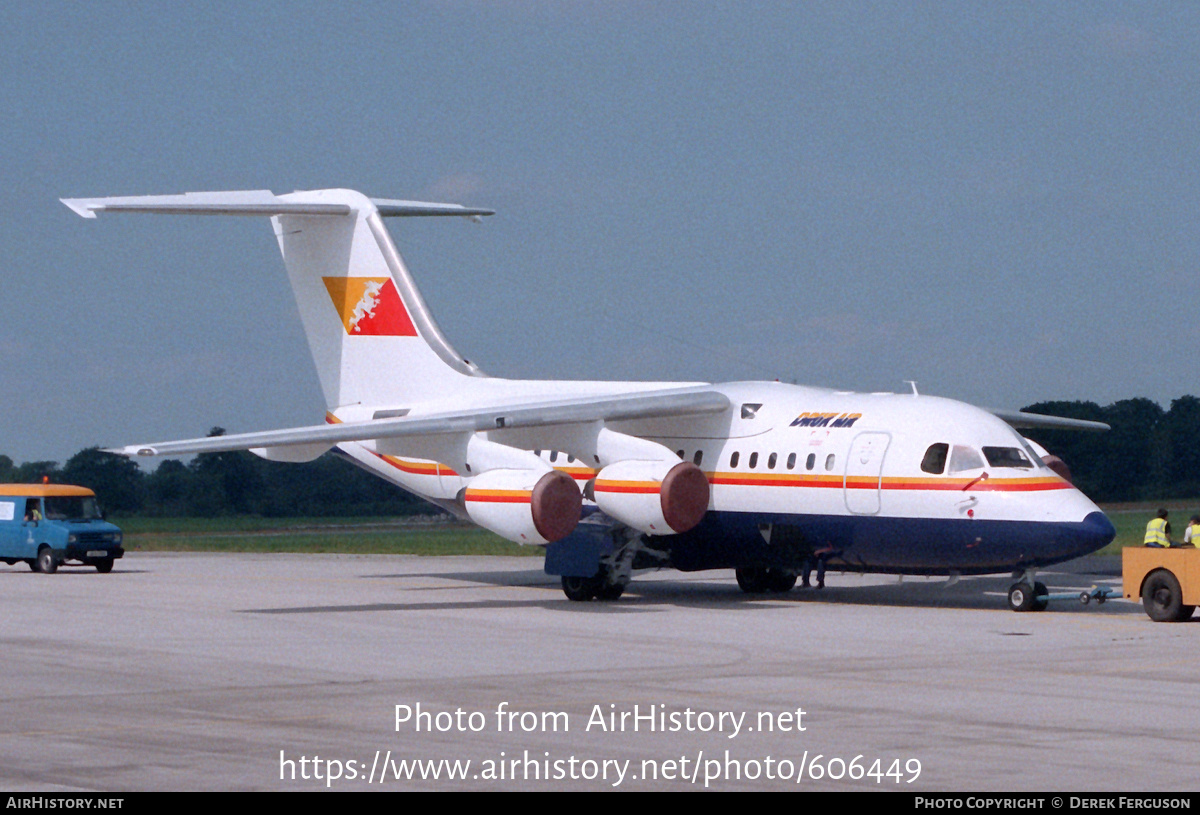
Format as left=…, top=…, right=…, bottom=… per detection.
left=1, top=551, right=1197, bottom=791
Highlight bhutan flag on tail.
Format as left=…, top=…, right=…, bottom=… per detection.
left=322, top=277, right=417, bottom=336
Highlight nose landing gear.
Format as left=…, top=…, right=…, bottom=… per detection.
left=1007, top=572, right=1049, bottom=612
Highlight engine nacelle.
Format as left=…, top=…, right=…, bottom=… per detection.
left=463, top=468, right=582, bottom=544
left=592, top=460, right=709, bottom=535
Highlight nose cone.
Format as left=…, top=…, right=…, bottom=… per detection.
left=1073, top=511, right=1116, bottom=557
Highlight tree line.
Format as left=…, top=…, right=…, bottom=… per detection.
left=0, top=428, right=432, bottom=517
left=2, top=397, right=1198, bottom=516
left=1022, top=395, right=1200, bottom=503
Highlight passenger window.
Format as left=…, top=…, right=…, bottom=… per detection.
left=550, top=451, right=558, bottom=463
left=749, top=452, right=759, bottom=469
left=806, top=453, right=815, bottom=471
left=825, top=454, right=836, bottom=471
left=730, top=452, right=740, bottom=468
left=676, top=449, right=684, bottom=459
left=787, top=453, right=796, bottom=470
left=768, top=452, right=777, bottom=469
left=693, top=450, right=703, bottom=466
left=921, top=443, right=949, bottom=475
left=948, top=445, right=986, bottom=473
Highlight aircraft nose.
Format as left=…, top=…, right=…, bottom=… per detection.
left=1076, top=511, right=1116, bottom=554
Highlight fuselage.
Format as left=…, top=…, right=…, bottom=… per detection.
left=65, top=187, right=1116, bottom=594
left=332, top=380, right=1115, bottom=577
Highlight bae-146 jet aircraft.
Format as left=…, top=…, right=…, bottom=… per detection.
left=63, top=189, right=1115, bottom=609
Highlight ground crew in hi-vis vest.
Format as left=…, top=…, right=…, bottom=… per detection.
left=1184, top=515, right=1200, bottom=547
left=1144, top=509, right=1171, bottom=548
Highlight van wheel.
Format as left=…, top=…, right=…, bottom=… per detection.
left=95, top=558, right=114, bottom=574
left=1142, top=569, right=1186, bottom=622
left=36, top=548, right=57, bottom=574
left=26, top=559, right=37, bottom=571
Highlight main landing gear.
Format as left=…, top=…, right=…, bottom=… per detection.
left=560, top=534, right=652, bottom=602
left=561, top=572, right=626, bottom=601
left=735, top=567, right=797, bottom=594
left=1007, top=570, right=1048, bottom=612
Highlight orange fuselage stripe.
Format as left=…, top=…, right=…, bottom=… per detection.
left=325, top=411, right=459, bottom=476
left=464, top=490, right=533, bottom=504
left=706, top=472, right=1069, bottom=492
left=323, top=414, right=1069, bottom=494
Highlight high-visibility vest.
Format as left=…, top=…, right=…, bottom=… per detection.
left=1145, top=517, right=1169, bottom=546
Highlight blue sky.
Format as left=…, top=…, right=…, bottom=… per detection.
left=2, top=2, right=1197, bottom=464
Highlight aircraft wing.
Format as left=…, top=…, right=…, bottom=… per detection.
left=61, top=190, right=494, bottom=220
left=106, top=387, right=731, bottom=458
left=988, top=408, right=1110, bottom=433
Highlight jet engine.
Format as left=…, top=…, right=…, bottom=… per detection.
left=463, top=468, right=582, bottom=544
left=592, top=460, right=709, bottom=535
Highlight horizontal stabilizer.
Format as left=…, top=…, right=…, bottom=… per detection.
left=61, top=190, right=493, bottom=219
left=106, top=387, right=731, bottom=458
left=989, top=408, right=1110, bottom=433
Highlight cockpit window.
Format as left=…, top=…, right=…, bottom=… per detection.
left=947, top=445, right=986, bottom=473
left=920, top=443, right=948, bottom=474
left=1012, top=433, right=1047, bottom=469
left=982, top=446, right=1034, bottom=469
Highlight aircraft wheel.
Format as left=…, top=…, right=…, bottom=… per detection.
left=95, top=558, right=114, bottom=574
left=1031, top=581, right=1049, bottom=611
left=1007, top=582, right=1038, bottom=612
left=1142, top=570, right=1186, bottom=622
left=766, top=570, right=798, bottom=593
left=36, top=547, right=58, bottom=575
left=595, top=581, right=626, bottom=601
left=561, top=575, right=598, bottom=602
left=735, top=567, right=770, bottom=594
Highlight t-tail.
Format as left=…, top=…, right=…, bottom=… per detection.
left=62, top=189, right=494, bottom=410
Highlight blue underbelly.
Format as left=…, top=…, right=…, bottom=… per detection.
left=663, top=510, right=1115, bottom=575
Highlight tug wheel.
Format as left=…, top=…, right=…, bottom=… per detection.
left=1142, top=570, right=1189, bottom=622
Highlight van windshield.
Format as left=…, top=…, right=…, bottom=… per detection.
left=43, top=496, right=102, bottom=521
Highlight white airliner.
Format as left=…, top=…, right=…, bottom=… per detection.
left=62, top=188, right=1115, bottom=609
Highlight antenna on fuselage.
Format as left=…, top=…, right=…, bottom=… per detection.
left=904, top=380, right=919, bottom=397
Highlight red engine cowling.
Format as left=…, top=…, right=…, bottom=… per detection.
left=592, top=460, right=709, bottom=535
left=464, top=468, right=582, bottom=544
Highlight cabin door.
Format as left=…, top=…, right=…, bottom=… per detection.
left=844, top=432, right=890, bottom=515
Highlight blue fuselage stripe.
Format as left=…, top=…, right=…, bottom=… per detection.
left=662, top=510, right=1115, bottom=575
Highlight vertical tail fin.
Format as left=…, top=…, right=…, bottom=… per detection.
left=62, top=188, right=494, bottom=410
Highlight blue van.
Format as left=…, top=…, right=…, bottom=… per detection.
left=0, top=485, right=124, bottom=573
